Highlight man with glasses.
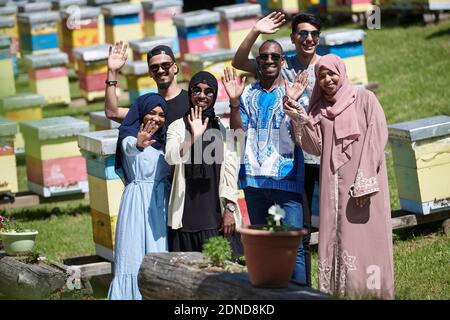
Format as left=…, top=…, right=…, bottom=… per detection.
left=232, top=12, right=323, bottom=287
left=104, top=42, right=189, bottom=126
left=223, top=40, right=309, bottom=286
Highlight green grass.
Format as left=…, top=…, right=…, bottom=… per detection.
left=2, top=17, right=450, bottom=300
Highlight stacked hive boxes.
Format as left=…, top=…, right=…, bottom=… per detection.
left=122, top=60, right=157, bottom=104
left=0, top=35, right=15, bottom=98
left=102, top=2, right=143, bottom=58
left=327, top=0, right=374, bottom=14
left=183, top=49, right=235, bottom=113
left=89, top=111, right=120, bottom=131
left=73, top=44, right=110, bottom=102
left=129, top=36, right=174, bottom=61
left=388, top=116, right=450, bottom=215
left=87, top=0, right=122, bottom=45
left=24, top=51, right=71, bottom=105
left=60, top=6, right=101, bottom=65
left=214, top=3, right=261, bottom=51
left=17, top=11, right=60, bottom=55
left=0, top=116, right=18, bottom=194
left=0, top=93, right=45, bottom=154
left=317, top=29, right=368, bottom=85
left=173, top=9, right=220, bottom=60
left=20, top=116, right=89, bottom=197
left=0, top=14, right=19, bottom=75
left=142, top=0, right=182, bottom=58
left=268, top=0, right=300, bottom=15
left=78, top=129, right=123, bottom=261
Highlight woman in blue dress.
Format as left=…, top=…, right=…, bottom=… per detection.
left=108, top=93, right=171, bottom=300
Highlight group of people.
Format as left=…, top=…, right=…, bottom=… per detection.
left=104, top=12, right=395, bottom=300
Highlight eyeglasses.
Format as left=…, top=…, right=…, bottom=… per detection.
left=149, top=61, right=174, bottom=73
left=257, top=53, right=282, bottom=62
left=191, top=86, right=215, bottom=97
left=298, top=30, right=320, bottom=41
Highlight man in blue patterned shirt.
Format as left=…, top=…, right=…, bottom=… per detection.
left=223, top=39, right=309, bottom=285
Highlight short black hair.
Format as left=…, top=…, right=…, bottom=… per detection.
left=259, top=39, right=283, bottom=54
left=291, top=13, right=322, bottom=33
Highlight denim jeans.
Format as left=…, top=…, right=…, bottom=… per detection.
left=243, top=187, right=310, bottom=286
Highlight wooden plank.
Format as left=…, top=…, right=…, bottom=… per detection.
left=63, top=255, right=112, bottom=278
left=0, top=191, right=89, bottom=209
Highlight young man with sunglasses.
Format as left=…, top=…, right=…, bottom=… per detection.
left=223, top=40, right=309, bottom=286
left=232, top=12, right=323, bottom=287
left=104, top=41, right=189, bottom=126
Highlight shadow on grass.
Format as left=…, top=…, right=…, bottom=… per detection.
left=393, top=220, right=444, bottom=242
left=1, top=203, right=90, bottom=222
left=426, top=27, right=450, bottom=39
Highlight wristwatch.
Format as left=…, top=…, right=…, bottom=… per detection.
left=105, top=80, right=118, bottom=87
left=224, top=202, right=237, bottom=213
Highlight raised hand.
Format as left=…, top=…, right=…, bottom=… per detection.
left=254, top=11, right=286, bottom=34
left=187, top=106, right=209, bottom=142
left=108, top=41, right=128, bottom=72
left=222, top=67, right=246, bottom=104
left=282, top=96, right=309, bottom=125
left=137, top=120, right=157, bottom=148
left=285, top=70, right=309, bottom=101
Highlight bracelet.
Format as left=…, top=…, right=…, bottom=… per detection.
left=229, top=103, right=240, bottom=109
left=105, top=80, right=118, bottom=86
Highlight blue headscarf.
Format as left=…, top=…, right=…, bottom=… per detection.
left=115, top=93, right=169, bottom=183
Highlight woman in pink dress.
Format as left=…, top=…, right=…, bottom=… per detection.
left=283, top=54, right=394, bottom=299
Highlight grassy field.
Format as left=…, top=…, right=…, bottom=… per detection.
left=1, top=17, right=449, bottom=300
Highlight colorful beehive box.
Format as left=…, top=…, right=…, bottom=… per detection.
left=78, top=129, right=123, bottom=261
left=101, top=2, right=143, bottom=57
left=429, top=0, right=450, bottom=10
left=122, top=60, right=157, bottom=104
left=173, top=9, right=220, bottom=60
left=0, top=116, right=18, bottom=193
left=129, top=36, right=174, bottom=62
left=142, top=0, right=182, bottom=57
left=0, top=35, right=15, bottom=98
left=0, top=93, right=45, bottom=154
left=214, top=3, right=261, bottom=51
left=60, top=6, right=100, bottom=64
left=20, top=116, right=89, bottom=197
left=52, top=0, right=88, bottom=10
left=17, top=11, right=60, bottom=55
left=268, top=0, right=300, bottom=15
left=89, top=111, right=120, bottom=131
left=18, top=2, right=52, bottom=13
left=183, top=49, right=235, bottom=103
left=388, top=116, right=450, bottom=215
left=251, top=36, right=296, bottom=58
left=299, top=0, right=321, bottom=14
left=317, top=29, right=368, bottom=85
left=24, top=51, right=71, bottom=105
left=73, top=44, right=111, bottom=102
left=0, top=14, right=19, bottom=75
left=87, top=0, right=122, bottom=45
left=327, top=0, right=374, bottom=14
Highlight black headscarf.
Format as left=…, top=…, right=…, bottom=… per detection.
left=183, top=71, right=223, bottom=180
left=115, top=93, right=169, bottom=183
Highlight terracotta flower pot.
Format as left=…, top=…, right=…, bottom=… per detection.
left=237, top=225, right=309, bottom=288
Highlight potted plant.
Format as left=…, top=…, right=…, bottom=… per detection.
left=0, top=215, right=38, bottom=256
left=236, top=205, right=309, bottom=288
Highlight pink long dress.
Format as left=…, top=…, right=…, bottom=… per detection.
left=300, top=88, right=395, bottom=299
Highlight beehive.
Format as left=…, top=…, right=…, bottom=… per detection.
left=0, top=15, right=19, bottom=75
left=0, top=35, right=15, bottom=98
left=122, top=60, right=157, bottom=104
left=214, top=3, right=261, bottom=51
left=388, top=116, right=450, bottom=214
left=78, top=129, right=123, bottom=261
left=20, top=116, right=89, bottom=197
left=18, top=2, right=52, bottom=13
left=0, top=116, right=18, bottom=193
left=317, top=29, right=368, bottom=85
left=51, top=0, right=88, bottom=10
left=89, top=111, right=120, bottom=131
left=24, top=51, right=71, bottom=105
left=73, top=44, right=111, bottom=102
left=268, top=0, right=300, bottom=15
left=129, top=36, right=174, bottom=61
left=327, top=0, right=374, bottom=14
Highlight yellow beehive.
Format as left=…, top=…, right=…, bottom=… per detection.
left=91, top=208, right=118, bottom=250
left=88, top=174, right=124, bottom=215
left=0, top=116, right=18, bottom=193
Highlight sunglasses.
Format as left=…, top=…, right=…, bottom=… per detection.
left=298, top=30, right=320, bottom=40
left=191, top=86, right=215, bottom=97
left=258, top=53, right=282, bottom=62
left=149, top=61, right=174, bottom=73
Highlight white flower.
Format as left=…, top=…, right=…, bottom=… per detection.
left=268, top=205, right=285, bottom=226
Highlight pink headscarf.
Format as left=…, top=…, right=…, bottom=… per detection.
left=308, top=54, right=360, bottom=173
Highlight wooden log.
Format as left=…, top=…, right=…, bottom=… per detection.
left=138, top=252, right=330, bottom=300
left=0, top=252, right=67, bottom=299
